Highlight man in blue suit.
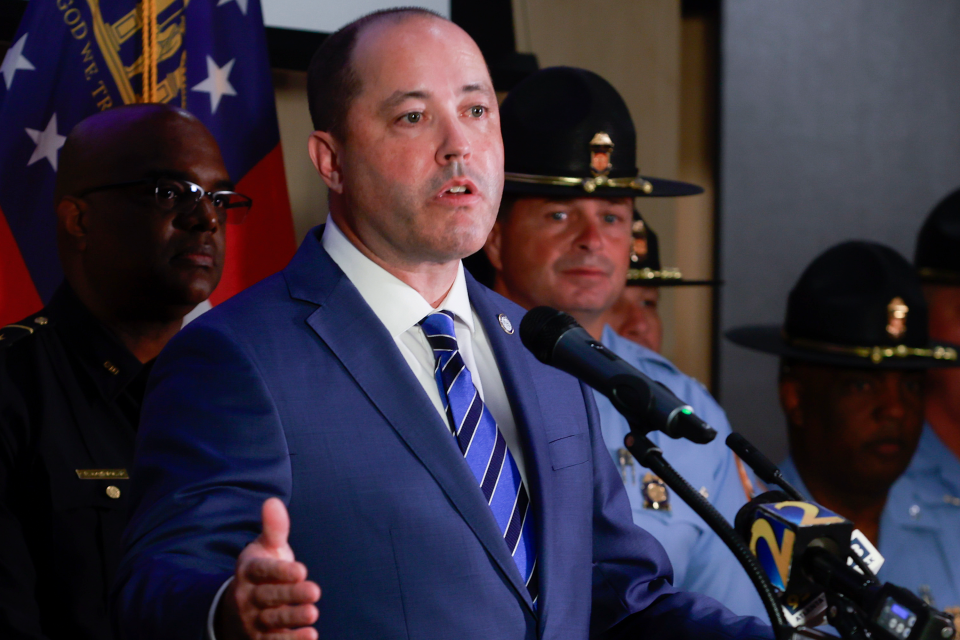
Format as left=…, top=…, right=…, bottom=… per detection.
left=114, top=8, right=773, bottom=640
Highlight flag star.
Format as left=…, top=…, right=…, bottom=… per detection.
left=25, top=113, right=67, bottom=171
left=1, top=33, right=36, bottom=90
left=191, top=56, right=237, bottom=114
left=217, top=0, right=248, bottom=15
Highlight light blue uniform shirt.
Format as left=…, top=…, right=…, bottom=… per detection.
left=780, top=426, right=960, bottom=614
left=597, top=326, right=768, bottom=620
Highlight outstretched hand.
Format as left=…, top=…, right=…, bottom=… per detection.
left=216, top=498, right=321, bottom=640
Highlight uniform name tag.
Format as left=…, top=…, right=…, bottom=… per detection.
left=75, top=469, right=129, bottom=480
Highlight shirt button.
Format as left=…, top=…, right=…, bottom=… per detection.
left=106, top=485, right=121, bottom=499
left=909, top=504, right=921, bottom=519
left=34, top=316, right=48, bottom=325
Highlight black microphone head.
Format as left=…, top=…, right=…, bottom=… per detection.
left=519, top=306, right=581, bottom=364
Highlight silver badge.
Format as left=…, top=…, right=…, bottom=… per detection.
left=498, top=313, right=514, bottom=334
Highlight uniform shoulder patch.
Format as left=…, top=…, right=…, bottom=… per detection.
left=0, top=315, right=51, bottom=349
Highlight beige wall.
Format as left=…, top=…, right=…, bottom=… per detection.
left=273, top=69, right=329, bottom=243
left=675, top=14, right=718, bottom=387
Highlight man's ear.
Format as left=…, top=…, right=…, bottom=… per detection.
left=308, top=131, right=343, bottom=193
left=484, top=220, right=504, bottom=271
left=56, top=197, right=87, bottom=251
left=779, top=375, right=804, bottom=428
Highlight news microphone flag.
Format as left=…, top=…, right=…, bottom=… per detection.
left=0, top=0, right=296, bottom=325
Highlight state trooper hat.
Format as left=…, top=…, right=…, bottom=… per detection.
left=500, top=67, right=704, bottom=198
left=915, top=187, right=960, bottom=284
left=726, top=241, right=960, bottom=368
left=627, top=211, right=720, bottom=287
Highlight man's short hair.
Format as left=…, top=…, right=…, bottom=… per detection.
left=307, top=7, right=444, bottom=140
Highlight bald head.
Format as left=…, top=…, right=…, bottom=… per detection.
left=55, top=104, right=211, bottom=203
left=55, top=103, right=228, bottom=323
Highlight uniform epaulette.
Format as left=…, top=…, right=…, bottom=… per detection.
left=0, top=314, right=52, bottom=349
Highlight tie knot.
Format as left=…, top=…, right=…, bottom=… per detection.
left=420, top=310, right=456, bottom=336
left=420, top=311, right=458, bottom=354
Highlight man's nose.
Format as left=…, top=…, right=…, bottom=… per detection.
left=877, top=374, right=910, bottom=419
left=178, top=196, right=221, bottom=233
left=436, top=114, right=471, bottom=164
left=574, top=218, right=604, bottom=252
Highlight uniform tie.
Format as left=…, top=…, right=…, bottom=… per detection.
left=420, top=311, right=538, bottom=605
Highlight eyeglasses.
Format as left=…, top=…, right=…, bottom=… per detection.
left=79, top=177, right=253, bottom=224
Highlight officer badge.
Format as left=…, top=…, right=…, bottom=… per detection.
left=642, top=473, right=670, bottom=511
left=589, top=132, right=614, bottom=177
left=886, top=296, right=908, bottom=340
left=631, top=218, right=648, bottom=264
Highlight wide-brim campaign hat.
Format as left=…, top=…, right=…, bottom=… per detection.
left=500, top=67, right=704, bottom=199
left=627, top=212, right=721, bottom=287
left=726, top=241, right=960, bottom=369
left=915, top=187, right=960, bottom=284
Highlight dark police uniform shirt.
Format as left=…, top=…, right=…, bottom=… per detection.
left=0, top=284, right=149, bottom=640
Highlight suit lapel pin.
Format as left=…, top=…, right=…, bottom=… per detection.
left=498, top=313, right=514, bottom=334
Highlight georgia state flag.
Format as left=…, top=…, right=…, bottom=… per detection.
left=0, top=0, right=296, bottom=325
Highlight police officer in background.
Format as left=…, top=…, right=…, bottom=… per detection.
left=603, top=213, right=720, bottom=353
left=910, top=188, right=960, bottom=620
left=471, top=66, right=766, bottom=619
left=727, top=240, right=960, bottom=615
left=0, top=103, right=243, bottom=639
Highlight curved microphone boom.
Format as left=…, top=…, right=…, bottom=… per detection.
left=519, top=306, right=717, bottom=444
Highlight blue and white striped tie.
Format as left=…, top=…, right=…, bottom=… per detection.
left=420, top=311, right=538, bottom=605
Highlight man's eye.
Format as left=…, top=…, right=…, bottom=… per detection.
left=468, top=105, right=485, bottom=118
left=156, top=186, right=180, bottom=201
left=549, top=211, right=567, bottom=221
left=603, top=214, right=621, bottom=224
left=402, top=112, right=422, bottom=124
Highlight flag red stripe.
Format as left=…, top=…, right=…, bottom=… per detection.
left=0, top=205, right=44, bottom=326
left=211, top=144, right=297, bottom=305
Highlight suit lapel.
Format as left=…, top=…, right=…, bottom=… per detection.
left=467, top=277, right=555, bottom=627
left=285, top=230, right=534, bottom=611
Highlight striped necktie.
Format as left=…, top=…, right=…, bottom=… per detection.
left=420, top=310, right=538, bottom=605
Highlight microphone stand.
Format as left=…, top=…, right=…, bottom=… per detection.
left=623, top=429, right=792, bottom=640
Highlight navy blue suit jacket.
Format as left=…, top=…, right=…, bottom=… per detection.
left=113, top=227, right=771, bottom=640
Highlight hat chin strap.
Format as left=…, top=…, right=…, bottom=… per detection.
left=504, top=171, right=654, bottom=194
left=783, top=333, right=958, bottom=364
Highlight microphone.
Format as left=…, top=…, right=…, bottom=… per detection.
left=726, top=433, right=805, bottom=501
left=736, top=494, right=955, bottom=640
left=726, top=433, right=885, bottom=579
left=735, top=491, right=851, bottom=628
left=519, top=306, right=716, bottom=444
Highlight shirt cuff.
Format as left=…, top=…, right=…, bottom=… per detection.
left=207, top=576, right=235, bottom=640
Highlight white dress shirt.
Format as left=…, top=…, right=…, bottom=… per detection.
left=321, top=216, right=528, bottom=486
left=208, top=219, right=526, bottom=638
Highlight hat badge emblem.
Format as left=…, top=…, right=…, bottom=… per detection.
left=886, top=297, right=909, bottom=340
left=590, top=132, right=614, bottom=177
left=631, top=219, right=648, bottom=263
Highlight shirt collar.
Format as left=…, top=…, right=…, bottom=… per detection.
left=912, top=423, right=960, bottom=490
left=321, top=216, right=474, bottom=336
